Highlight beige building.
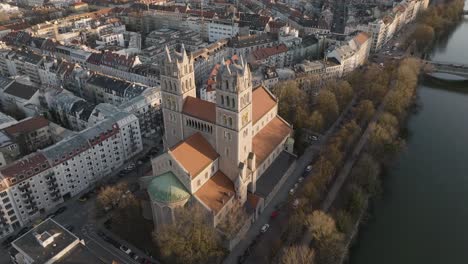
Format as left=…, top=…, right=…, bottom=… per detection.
left=143, top=46, right=294, bottom=229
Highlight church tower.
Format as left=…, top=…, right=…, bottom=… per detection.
left=215, top=57, right=253, bottom=203
left=160, top=45, right=196, bottom=148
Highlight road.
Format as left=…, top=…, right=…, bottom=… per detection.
left=300, top=73, right=398, bottom=248
left=0, top=136, right=162, bottom=264
left=223, top=97, right=358, bottom=264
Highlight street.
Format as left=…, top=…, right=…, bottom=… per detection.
left=0, top=136, right=162, bottom=264
left=223, top=97, right=358, bottom=264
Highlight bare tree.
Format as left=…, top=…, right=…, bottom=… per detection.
left=280, top=245, right=315, bottom=264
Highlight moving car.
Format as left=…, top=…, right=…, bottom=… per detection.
left=260, top=224, right=270, bottom=233
left=298, top=177, right=304, bottom=183
left=270, top=211, right=279, bottom=219
left=289, top=188, right=295, bottom=196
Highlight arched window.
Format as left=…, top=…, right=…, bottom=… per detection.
left=229, top=117, right=233, bottom=127
left=181, top=81, right=185, bottom=92
left=223, top=115, right=227, bottom=125
left=221, top=95, right=224, bottom=105
left=186, top=79, right=189, bottom=91
left=164, top=80, right=168, bottom=90
left=225, top=80, right=229, bottom=90
left=226, top=96, right=230, bottom=107
left=232, top=98, right=235, bottom=107
left=169, top=81, right=173, bottom=91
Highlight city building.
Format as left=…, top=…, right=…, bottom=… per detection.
left=142, top=47, right=294, bottom=230
left=10, top=218, right=102, bottom=264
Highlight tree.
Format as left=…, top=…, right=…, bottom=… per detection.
left=322, top=143, right=343, bottom=166
left=335, top=210, right=353, bottom=235
left=410, top=24, right=435, bottom=51
left=280, top=245, right=315, bottom=264
left=316, top=90, right=339, bottom=128
left=316, top=233, right=346, bottom=264
left=96, top=182, right=127, bottom=211
left=352, top=153, right=381, bottom=195
left=112, top=193, right=146, bottom=240
left=347, top=184, right=367, bottom=217
left=328, top=80, right=354, bottom=110
left=306, top=211, right=338, bottom=243
left=217, top=202, right=249, bottom=239
left=302, top=181, right=320, bottom=204
left=154, top=205, right=224, bottom=264
left=354, top=100, right=375, bottom=126
left=272, top=81, right=310, bottom=128
left=308, top=111, right=324, bottom=133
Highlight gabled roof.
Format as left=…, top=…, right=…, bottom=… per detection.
left=250, top=44, right=288, bottom=61
left=194, top=171, right=235, bottom=213
left=3, top=117, right=49, bottom=136
left=0, top=153, right=51, bottom=186
left=170, top=132, right=219, bottom=178
left=252, top=86, right=277, bottom=124
left=354, top=32, right=370, bottom=46
left=182, top=97, right=216, bottom=123
left=252, top=116, right=292, bottom=165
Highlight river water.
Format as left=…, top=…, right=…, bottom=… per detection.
left=350, top=6, right=468, bottom=264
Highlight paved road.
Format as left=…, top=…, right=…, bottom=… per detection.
left=223, top=97, right=358, bottom=264
left=300, top=72, right=398, bottom=248
left=0, top=137, right=162, bottom=264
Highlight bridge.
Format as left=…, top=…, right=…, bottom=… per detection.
left=422, top=60, right=468, bottom=80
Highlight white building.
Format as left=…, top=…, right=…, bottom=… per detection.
left=0, top=111, right=143, bottom=238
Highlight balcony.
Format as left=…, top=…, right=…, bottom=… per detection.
left=47, top=183, right=58, bottom=191
left=51, top=190, right=61, bottom=197
left=18, top=183, right=30, bottom=191
left=51, top=196, right=61, bottom=202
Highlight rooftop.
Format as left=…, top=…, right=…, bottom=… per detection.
left=194, top=171, right=235, bottom=213
left=0, top=153, right=51, bottom=185
left=250, top=44, right=288, bottom=61
left=170, top=132, right=219, bottom=178
left=252, top=116, right=292, bottom=164
left=252, top=86, right=277, bottom=124
left=147, top=171, right=190, bottom=203
left=4, top=82, right=38, bottom=100
left=11, top=218, right=80, bottom=264
left=182, top=97, right=217, bottom=123
left=3, top=116, right=49, bottom=136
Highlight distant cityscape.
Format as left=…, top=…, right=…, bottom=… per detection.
left=0, top=0, right=432, bottom=263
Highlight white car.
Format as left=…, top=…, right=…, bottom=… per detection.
left=298, top=177, right=304, bottom=183
left=261, top=224, right=270, bottom=233
left=289, top=188, right=295, bottom=195
left=119, top=245, right=132, bottom=255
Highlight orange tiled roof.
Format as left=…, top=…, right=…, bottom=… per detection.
left=252, top=86, right=277, bottom=124
left=251, top=44, right=288, bottom=61
left=195, top=170, right=235, bottom=213
left=354, top=32, right=370, bottom=45
left=252, top=117, right=292, bottom=165
left=182, top=97, right=216, bottom=123
left=170, top=132, right=219, bottom=178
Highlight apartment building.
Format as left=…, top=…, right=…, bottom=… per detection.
left=0, top=111, right=142, bottom=239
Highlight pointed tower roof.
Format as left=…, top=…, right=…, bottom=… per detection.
left=165, top=45, right=172, bottom=63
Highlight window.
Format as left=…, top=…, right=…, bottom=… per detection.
left=229, top=117, right=233, bottom=127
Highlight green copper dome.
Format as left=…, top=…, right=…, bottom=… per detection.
left=147, top=172, right=190, bottom=203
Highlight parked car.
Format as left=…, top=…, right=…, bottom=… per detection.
left=270, top=211, right=279, bottom=219
left=260, top=224, right=270, bottom=233
left=305, top=165, right=312, bottom=173
left=78, top=194, right=88, bottom=202
left=120, top=245, right=132, bottom=255
left=54, top=206, right=67, bottom=215
left=289, top=188, right=295, bottom=196
left=293, top=199, right=300, bottom=209
left=2, top=236, right=15, bottom=248
left=298, top=177, right=304, bottom=183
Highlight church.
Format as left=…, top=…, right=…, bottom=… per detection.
left=140, top=46, right=294, bottom=229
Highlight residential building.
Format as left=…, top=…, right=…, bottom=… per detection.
left=3, top=117, right=53, bottom=155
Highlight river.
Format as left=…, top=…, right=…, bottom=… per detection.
left=349, top=6, right=468, bottom=264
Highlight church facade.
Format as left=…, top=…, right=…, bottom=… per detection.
left=141, top=46, right=294, bottom=229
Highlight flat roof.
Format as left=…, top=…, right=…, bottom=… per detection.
left=255, top=151, right=296, bottom=198
left=12, top=218, right=79, bottom=264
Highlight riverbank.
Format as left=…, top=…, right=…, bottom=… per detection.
left=348, top=3, right=467, bottom=263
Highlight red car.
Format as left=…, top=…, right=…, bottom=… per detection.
left=270, top=211, right=279, bottom=219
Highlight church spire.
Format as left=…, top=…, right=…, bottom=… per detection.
left=165, top=45, right=172, bottom=63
